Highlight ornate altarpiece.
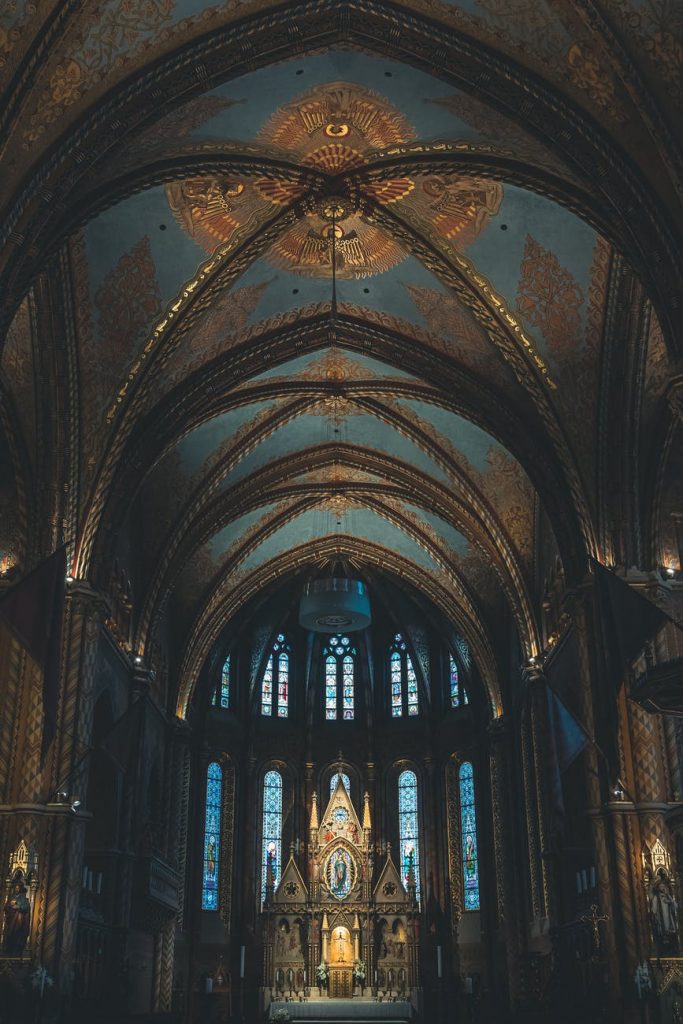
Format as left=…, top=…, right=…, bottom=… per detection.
left=261, top=775, right=419, bottom=1003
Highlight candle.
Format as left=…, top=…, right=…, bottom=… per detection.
left=576, top=871, right=582, bottom=894
left=240, top=945, right=245, bottom=979
left=83, top=866, right=88, bottom=888
left=464, top=976, right=473, bottom=994
left=88, top=870, right=93, bottom=892
left=96, top=873, right=102, bottom=895
left=590, top=866, right=596, bottom=889
left=205, top=978, right=213, bottom=994
left=437, top=945, right=442, bottom=979
left=581, top=869, right=588, bottom=892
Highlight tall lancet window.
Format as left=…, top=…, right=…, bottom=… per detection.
left=398, top=769, right=421, bottom=900
left=459, top=761, right=480, bottom=910
left=261, top=770, right=283, bottom=902
left=389, top=634, right=419, bottom=717
left=322, top=635, right=356, bottom=720
left=330, top=772, right=351, bottom=798
left=211, top=654, right=231, bottom=708
left=261, top=634, right=290, bottom=717
left=449, top=654, right=468, bottom=708
left=202, top=762, right=222, bottom=910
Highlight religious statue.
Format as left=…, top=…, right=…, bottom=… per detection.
left=335, top=928, right=346, bottom=962
left=3, top=879, right=30, bottom=956
left=333, top=853, right=347, bottom=893
left=650, top=868, right=679, bottom=951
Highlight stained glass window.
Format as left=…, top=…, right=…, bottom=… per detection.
left=261, top=770, right=282, bottom=903
left=459, top=761, right=480, bottom=910
left=389, top=634, right=419, bottom=717
left=261, top=634, right=290, bottom=717
left=398, top=769, right=420, bottom=900
left=450, top=654, right=468, bottom=707
left=322, top=635, right=356, bottom=721
left=211, top=654, right=231, bottom=708
left=202, top=762, right=222, bottom=910
left=330, top=772, right=351, bottom=797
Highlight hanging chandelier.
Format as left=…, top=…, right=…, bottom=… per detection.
left=298, top=209, right=371, bottom=633
left=299, top=578, right=371, bottom=632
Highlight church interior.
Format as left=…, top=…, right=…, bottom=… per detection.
left=0, top=1, right=681, bottom=1022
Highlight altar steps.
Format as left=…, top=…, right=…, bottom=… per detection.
left=268, top=999, right=413, bottom=1022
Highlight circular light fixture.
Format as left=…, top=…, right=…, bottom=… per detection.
left=299, top=578, right=371, bottom=633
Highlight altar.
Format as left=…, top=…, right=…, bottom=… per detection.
left=261, top=773, right=419, bottom=1009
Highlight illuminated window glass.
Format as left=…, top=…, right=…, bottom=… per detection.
left=322, top=636, right=356, bottom=721
left=261, top=635, right=290, bottom=717
left=459, top=761, right=480, bottom=910
left=202, top=762, right=222, bottom=910
left=398, top=770, right=420, bottom=900
left=261, top=770, right=282, bottom=903
left=389, top=634, right=419, bottom=717
left=330, top=772, right=351, bottom=798
left=450, top=654, right=468, bottom=708
left=325, top=655, right=337, bottom=720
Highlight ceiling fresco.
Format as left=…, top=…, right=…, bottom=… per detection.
left=6, top=0, right=676, bottom=199
left=0, top=5, right=677, bottom=719
left=55, top=62, right=617, bottom=684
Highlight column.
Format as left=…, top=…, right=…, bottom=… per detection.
left=488, top=715, right=524, bottom=1007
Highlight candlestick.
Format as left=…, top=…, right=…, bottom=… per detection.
left=437, top=944, right=442, bottom=979
left=240, top=945, right=245, bottom=979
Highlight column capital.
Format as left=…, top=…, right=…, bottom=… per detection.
left=487, top=714, right=511, bottom=738
left=521, top=660, right=547, bottom=687
left=65, top=577, right=110, bottom=620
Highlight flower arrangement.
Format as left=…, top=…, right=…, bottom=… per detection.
left=316, top=960, right=329, bottom=986
left=272, top=1010, right=290, bottom=1022
left=353, top=958, right=366, bottom=984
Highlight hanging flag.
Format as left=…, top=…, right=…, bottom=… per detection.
left=98, top=698, right=145, bottom=773
left=524, top=628, right=590, bottom=833
left=0, top=547, right=66, bottom=763
left=592, top=560, right=669, bottom=688
left=544, top=627, right=589, bottom=771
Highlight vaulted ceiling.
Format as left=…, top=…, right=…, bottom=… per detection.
left=0, top=2, right=680, bottom=718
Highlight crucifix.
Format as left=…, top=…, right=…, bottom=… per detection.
left=581, top=904, right=609, bottom=959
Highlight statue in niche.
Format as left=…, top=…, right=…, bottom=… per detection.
left=650, top=868, right=679, bottom=951
left=3, top=878, right=30, bottom=956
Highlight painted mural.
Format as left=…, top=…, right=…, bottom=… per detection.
left=166, top=83, right=503, bottom=278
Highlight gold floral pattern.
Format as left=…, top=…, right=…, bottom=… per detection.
left=516, top=234, right=584, bottom=357
left=567, top=44, right=627, bottom=122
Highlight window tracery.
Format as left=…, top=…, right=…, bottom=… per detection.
left=449, top=653, right=468, bottom=708
left=330, top=771, right=351, bottom=797
left=211, top=654, right=230, bottom=708
left=261, top=635, right=290, bottom=717
left=262, top=770, right=283, bottom=903
left=398, top=769, right=421, bottom=900
left=390, top=634, right=419, bottom=717
left=460, top=761, right=480, bottom=910
left=202, top=762, right=222, bottom=910
left=322, top=635, right=356, bottom=720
